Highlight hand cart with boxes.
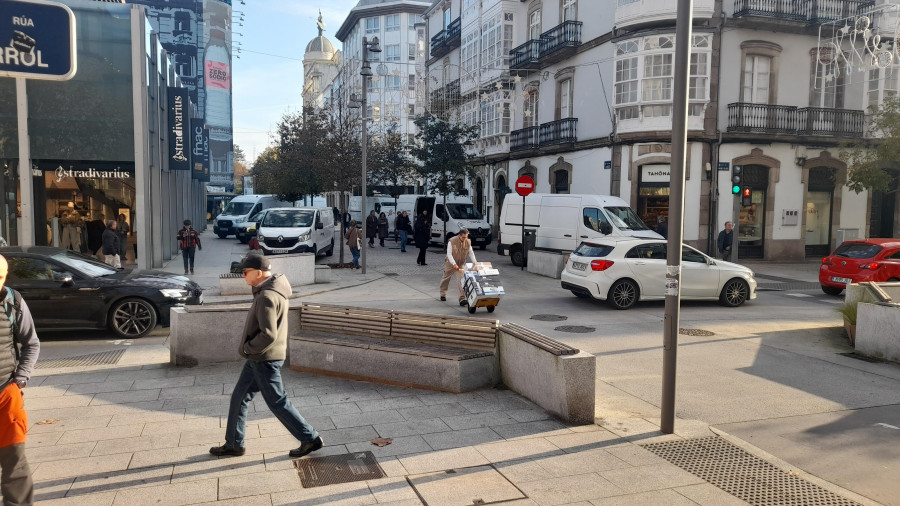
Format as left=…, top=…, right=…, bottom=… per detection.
left=462, top=262, right=504, bottom=314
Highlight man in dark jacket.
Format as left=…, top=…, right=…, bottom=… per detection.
left=717, top=221, right=734, bottom=260
left=85, top=213, right=106, bottom=257
left=414, top=210, right=430, bottom=266
left=0, top=255, right=40, bottom=505
left=101, top=220, right=121, bottom=269
left=365, top=210, right=378, bottom=248
left=210, top=255, right=323, bottom=459
left=176, top=220, right=202, bottom=275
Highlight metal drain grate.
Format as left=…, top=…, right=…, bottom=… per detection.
left=530, top=314, right=568, bottom=322
left=294, top=451, right=384, bottom=488
left=642, top=437, right=859, bottom=506
left=35, top=349, right=126, bottom=369
left=679, top=328, right=715, bottom=337
left=554, top=325, right=595, bottom=333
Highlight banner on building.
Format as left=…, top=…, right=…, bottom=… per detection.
left=167, top=87, right=191, bottom=170
left=191, top=118, right=210, bottom=182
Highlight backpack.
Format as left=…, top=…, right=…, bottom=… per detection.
left=2, top=286, right=22, bottom=361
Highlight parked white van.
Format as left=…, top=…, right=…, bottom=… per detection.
left=257, top=207, right=335, bottom=256
left=349, top=196, right=397, bottom=233
left=214, top=194, right=292, bottom=238
left=396, top=194, right=492, bottom=249
left=498, top=193, right=662, bottom=266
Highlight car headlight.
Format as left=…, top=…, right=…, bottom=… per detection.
left=299, top=232, right=310, bottom=241
left=160, top=289, right=188, bottom=299
left=257, top=233, right=265, bottom=241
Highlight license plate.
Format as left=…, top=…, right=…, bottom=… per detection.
left=474, top=237, right=485, bottom=242
left=272, top=249, right=289, bottom=254
left=831, top=276, right=852, bottom=284
left=572, top=262, right=587, bottom=271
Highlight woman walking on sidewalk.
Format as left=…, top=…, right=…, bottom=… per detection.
left=377, top=212, right=389, bottom=247
left=345, top=220, right=361, bottom=267
left=414, top=210, right=430, bottom=265
left=365, top=211, right=377, bottom=248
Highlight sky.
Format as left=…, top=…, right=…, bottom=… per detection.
left=231, top=0, right=359, bottom=165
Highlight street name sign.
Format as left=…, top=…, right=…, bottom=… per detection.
left=0, top=0, right=76, bottom=80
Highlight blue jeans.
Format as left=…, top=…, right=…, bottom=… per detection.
left=224, top=360, right=318, bottom=448
left=399, top=230, right=408, bottom=252
left=350, top=246, right=360, bottom=265
left=181, top=247, right=195, bottom=271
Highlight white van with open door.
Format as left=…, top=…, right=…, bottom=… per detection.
left=214, top=194, right=292, bottom=238
left=498, top=194, right=662, bottom=266
left=396, top=195, right=492, bottom=248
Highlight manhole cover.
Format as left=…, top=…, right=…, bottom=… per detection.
left=642, top=437, right=859, bottom=506
left=678, top=328, right=715, bottom=337
left=294, top=451, right=384, bottom=488
left=554, top=325, right=595, bottom=333
left=530, top=314, right=568, bottom=322
left=35, top=349, right=126, bottom=369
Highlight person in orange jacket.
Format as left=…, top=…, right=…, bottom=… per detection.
left=0, top=254, right=40, bottom=505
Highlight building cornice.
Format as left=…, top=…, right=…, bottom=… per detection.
left=336, top=1, right=431, bottom=41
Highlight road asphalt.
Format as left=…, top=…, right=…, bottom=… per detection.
left=22, top=228, right=895, bottom=505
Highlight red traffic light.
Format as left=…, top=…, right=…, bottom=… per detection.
left=742, top=187, right=751, bottom=197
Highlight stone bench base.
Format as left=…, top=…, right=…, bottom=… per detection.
left=315, top=265, right=332, bottom=283
left=526, top=250, right=568, bottom=279
left=219, top=274, right=251, bottom=296
left=289, top=335, right=499, bottom=392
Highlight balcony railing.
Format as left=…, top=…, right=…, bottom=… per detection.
left=509, top=21, right=583, bottom=70
left=539, top=118, right=578, bottom=145
left=727, top=103, right=864, bottom=137
left=429, top=17, right=461, bottom=59
left=510, top=126, right=540, bottom=151
left=734, top=0, right=869, bottom=23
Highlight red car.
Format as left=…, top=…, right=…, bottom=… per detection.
left=819, top=239, right=900, bottom=295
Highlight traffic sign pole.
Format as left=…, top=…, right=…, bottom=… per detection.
left=514, top=176, right=534, bottom=271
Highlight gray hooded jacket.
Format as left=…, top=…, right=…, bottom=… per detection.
left=239, top=273, right=292, bottom=361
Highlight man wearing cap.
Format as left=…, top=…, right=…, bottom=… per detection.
left=176, top=219, right=202, bottom=275
left=210, top=255, right=323, bottom=459
left=439, top=228, right=476, bottom=306
left=0, top=254, right=40, bottom=504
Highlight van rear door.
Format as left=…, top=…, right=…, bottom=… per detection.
left=538, top=196, right=581, bottom=251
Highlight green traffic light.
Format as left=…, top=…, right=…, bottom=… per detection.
left=732, top=185, right=741, bottom=194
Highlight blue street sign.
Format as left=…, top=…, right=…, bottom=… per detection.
left=0, top=0, right=76, bottom=80
left=604, top=161, right=612, bottom=170
left=717, top=162, right=730, bottom=171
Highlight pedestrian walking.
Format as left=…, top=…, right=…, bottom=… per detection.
left=365, top=211, right=377, bottom=248
left=86, top=213, right=106, bottom=257
left=439, top=228, right=477, bottom=305
left=377, top=212, right=389, bottom=247
left=396, top=211, right=412, bottom=253
left=0, top=254, right=40, bottom=505
left=116, top=214, right=130, bottom=264
left=656, top=215, right=668, bottom=239
left=345, top=220, right=362, bottom=267
left=101, top=220, right=121, bottom=269
left=414, top=210, right=430, bottom=265
left=176, top=219, right=202, bottom=275
left=717, top=221, right=734, bottom=260
left=210, top=255, right=324, bottom=459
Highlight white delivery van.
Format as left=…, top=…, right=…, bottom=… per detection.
left=349, top=196, right=398, bottom=234
left=257, top=207, right=335, bottom=256
left=214, top=194, right=292, bottom=238
left=396, top=194, right=492, bottom=249
left=498, top=193, right=661, bottom=266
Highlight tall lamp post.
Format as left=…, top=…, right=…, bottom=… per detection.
left=357, top=36, right=382, bottom=274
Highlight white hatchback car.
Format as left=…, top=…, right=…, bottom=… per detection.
left=560, top=238, right=757, bottom=309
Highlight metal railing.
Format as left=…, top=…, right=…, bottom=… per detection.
left=727, top=103, right=865, bottom=136
left=429, top=17, right=462, bottom=59
left=539, top=118, right=578, bottom=145
left=510, top=126, right=540, bottom=151
left=540, top=21, right=583, bottom=59
left=510, top=39, right=541, bottom=69
left=734, top=0, right=869, bottom=22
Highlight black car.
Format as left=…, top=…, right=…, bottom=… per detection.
left=235, top=210, right=267, bottom=244
left=0, top=247, right=202, bottom=338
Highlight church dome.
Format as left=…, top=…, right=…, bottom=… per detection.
left=305, top=36, right=335, bottom=57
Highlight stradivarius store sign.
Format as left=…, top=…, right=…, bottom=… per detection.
left=168, top=87, right=190, bottom=171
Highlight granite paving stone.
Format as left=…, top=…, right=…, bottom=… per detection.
left=66, top=464, right=173, bottom=496
left=475, top=437, right=564, bottom=463
left=33, top=476, right=75, bottom=501
left=441, top=411, right=518, bottom=430
left=398, top=403, right=470, bottom=421
left=269, top=480, right=375, bottom=505
left=407, top=465, right=526, bottom=505
left=162, top=395, right=232, bottom=410
left=37, top=490, right=117, bottom=506
left=28, top=415, right=113, bottom=434
left=129, top=444, right=212, bottom=469
left=89, top=389, right=161, bottom=405
left=171, top=454, right=267, bottom=484
left=493, top=457, right=551, bottom=483
left=491, top=420, right=573, bottom=440
left=178, top=425, right=260, bottom=447
left=92, top=433, right=182, bottom=456
left=421, top=427, right=504, bottom=451
left=23, top=384, right=71, bottom=398
left=374, top=418, right=452, bottom=438
left=26, top=395, right=94, bottom=411
left=506, top=408, right=553, bottom=423
left=331, top=409, right=407, bottom=429
left=142, top=417, right=221, bottom=436
left=317, top=425, right=381, bottom=445
left=415, top=392, right=481, bottom=406
left=545, top=429, right=623, bottom=453
left=32, top=453, right=133, bottom=481
left=372, top=455, right=409, bottom=478
left=355, top=395, right=426, bottom=412
left=27, top=442, right=96, bottom=464
left=345, top=435, right=433, bottom=458
left=589, top=489, right=698, bottom=506
left=218, top=469, right=303, bottom=499
left=537, top=448, right=631, bottom=478
left=158, top=384, right=226, bottom=399
left=194, top=494, right=275, bottom=506
left=373, top=385, right=422, bottom=398
left=236, top=434, right=308, bottom=455
left=673, top=483, right=752, bottom=506
left=459, top=397, right=535, bottom=414
left=399, top=446, right=490, bottom=474
left=261, top=444, right=350, bottom=472
left=130, top=376, right=196, bottom=390
left=301, top=401, right=362, bottom=417
left=28, top=431, right=63, bottom=447
left=318, top=390, right=385, bottom=405
left=256, top=415, right=336, bottom=438
left=64, top=381, right=135, bottom=395
left=39, top=372, right=110, bottom=386
left=515, top=473, right=625, bottom=505
left=111, top=477, right=218, bottom=506
left=604, top=445, right=671, bottom=467
left=57, top=423, right=144, bottom=445
left=599, top=463, right=706, bottom=494
left=107, top=408, right=185, bottom=426
left=367, top=476, right=421, bottom=503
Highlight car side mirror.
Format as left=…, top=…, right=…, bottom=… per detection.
left=57, top=273, right=74, bottom=287
left=600, top=222, right=612, bottom=235
left=316, top=222, right=324, bottom=230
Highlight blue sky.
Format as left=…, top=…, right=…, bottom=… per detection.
left=232, top=1, right=358, bottom=164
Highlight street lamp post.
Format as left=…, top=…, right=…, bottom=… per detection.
left=359, top=36, right=381, bottom=274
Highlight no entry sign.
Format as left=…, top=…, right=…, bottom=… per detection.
left=515, top=175, right=534, bottom=197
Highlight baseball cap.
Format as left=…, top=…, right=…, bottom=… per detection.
left=240, top=254, right=271, bottom=271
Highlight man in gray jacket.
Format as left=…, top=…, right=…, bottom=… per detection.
left=210, top=255, right=323, bottom=458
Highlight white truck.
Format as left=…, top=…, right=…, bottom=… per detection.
left=498, top=193, right=661, bottom=266
left=396, top=194, right=492, bottom=249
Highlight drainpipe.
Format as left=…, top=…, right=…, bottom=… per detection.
left=709, top=130, right=722, bottom=255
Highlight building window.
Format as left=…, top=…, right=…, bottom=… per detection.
left=562, top=0, right=577, bottom=21
left=529, top=10, right=541, bottom=40
left=385, top=44, right=400, bottom=62
left=867, top=68, right=899, bottom=108
left=408, top=74, right=416, bottom=91
left=810, top=48, right=844, bottom=109
left=743, top=56, right=771, bottom=104
left=462, top=30, right=479, bottom=76
left=557, top=78, right=573, bottom=119
left=482, top=13, right=514, bottom=70
left=524, top=86, right=539, bottom=127
left=384, top=75, right=402, bottom=90
left=444, top=8, right=452, bottom=29
left=385, top=14, right=400, bottom=32
left=462, top=98, right=479, bottom=128
left=481, top=91, right=511, bottom=137
left=408, top=104, right=416, bottom=116
left=553, top=169, right=569, bottom=194
left=409, top=43, right=416, bottom=61
left=365, top=17, right=380, bottom=35
left=409, top=14, right=422, bottom=30
left=385, top=103, right=400, bottom=120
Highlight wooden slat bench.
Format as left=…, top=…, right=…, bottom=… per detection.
left=289, top=303, right=500, bottom=392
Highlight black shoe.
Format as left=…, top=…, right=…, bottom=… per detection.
left=459, top=300, right=467, bottom=306
left=289, top=436, right=324, bottom=458
left=422, top=263, right=427, bottom=266
left=210, top=445, right=245, bottom=457
left=440, top=296, right=446, bottom=301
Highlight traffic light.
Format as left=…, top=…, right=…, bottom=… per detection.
left=731, top=165, right=742, bottom=195
left=742, top=187, right=752, bottom=206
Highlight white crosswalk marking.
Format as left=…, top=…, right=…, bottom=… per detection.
left=786, top=293, right=812, bottom=298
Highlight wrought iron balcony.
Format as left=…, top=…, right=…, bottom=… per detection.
left=430, top=29, right=446, bottom=58
left=727, top=103, right=864, bottom=137
left=539, top=118, right=578, bottom=145
left=510, top=39, right=541, bottom=70
left=510, top=126, right=540, bottom=151
left=429, top=17, right=461, bottom=60
left=734, top=0, right=868, bottom=23
left=539, top=21, right=583, bottom=63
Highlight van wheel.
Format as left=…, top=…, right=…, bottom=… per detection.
left=478, top=244, right=487, bottom=250
left=325, top=240, right=334, bottom=257
left=510, top=245, right=524, bottom=267
left=217, top=233, right=228, bottom=239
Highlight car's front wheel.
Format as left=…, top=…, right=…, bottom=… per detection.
left=720, top=278, right=750, bottom=307
left=109, top=297, right=158, bottom=338
left=821, top=285, right=843, bottom=296
left=608, top=279, right=639, bottom=310
left=217, top=233, right=228, bottom=239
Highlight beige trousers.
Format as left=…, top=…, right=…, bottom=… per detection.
left=439, top=260, right=465, bottom=300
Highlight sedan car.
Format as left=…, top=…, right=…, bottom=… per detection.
left=560, top=238, right=757, bottom=309
left=819, top=238, right=900, bottom=295
left=235, top=210, right=267, bottom=244
left=0, top=247, right=202, bottom=338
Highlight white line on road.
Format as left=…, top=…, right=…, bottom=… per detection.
left=874, top=423, right=899, bottom=430
left=786, top=293, right=812, bottom=298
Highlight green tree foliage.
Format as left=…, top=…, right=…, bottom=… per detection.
left=410, top=114, right=479, bottom=197
left=369, top=124, right=418, bottom=198
left=840, top=96, right=900, bottom=194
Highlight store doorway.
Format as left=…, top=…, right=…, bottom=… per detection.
left=805, top=167, right=835, bottom=257
left=738, top=165, right=768, bottom=259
